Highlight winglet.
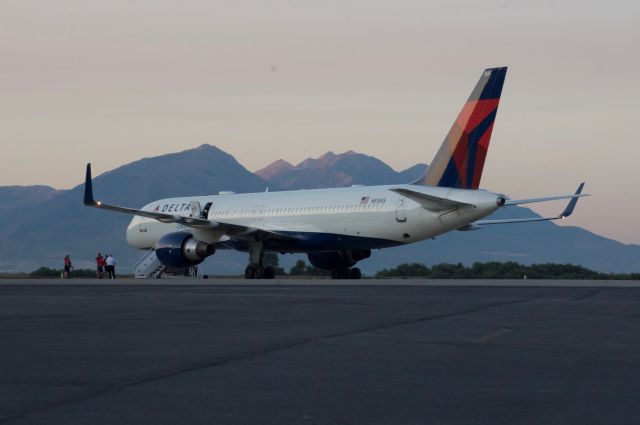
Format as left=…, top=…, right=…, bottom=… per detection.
left=84, top=163, right=97, bottom=206
left=560, top=182, right=585, bottom=218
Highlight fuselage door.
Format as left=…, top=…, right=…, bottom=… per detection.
left=396, top=197, right=407, bottom=222
left=201, top=202, right=212, bottom=219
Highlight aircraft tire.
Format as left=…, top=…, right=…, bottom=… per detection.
left=253, top=265, right=264, bottom=279
left=244, top=266, right=254, bottom=279
left=264, top=267, right=275, bottom=279
left=331, top=268, right=350, bottom=279
left=350, top=267, right=362, bottom=280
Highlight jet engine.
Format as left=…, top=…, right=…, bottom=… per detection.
left=307, top=249, right=371, bottom=271
left=155, top=232, right=215, bottom=269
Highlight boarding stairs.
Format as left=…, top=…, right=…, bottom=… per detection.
left=133, top=249, right=165, bottom=279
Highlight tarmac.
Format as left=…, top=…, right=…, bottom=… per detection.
left=1, top=278, right=639, bottom=424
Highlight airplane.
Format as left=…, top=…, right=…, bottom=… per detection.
left=83, top=67, right=587, bottom=279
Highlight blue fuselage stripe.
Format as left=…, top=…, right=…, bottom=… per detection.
left=220, top=231, right=403, bottom=253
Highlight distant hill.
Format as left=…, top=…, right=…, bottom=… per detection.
left=256, top=151, right=427, bottom=190
left=0, top=185, right=61, bottom=212
left=1, top=145, right=638, bottom=275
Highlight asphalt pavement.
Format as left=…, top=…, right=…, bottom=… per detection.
left=1, top=279, right=639, bottom=424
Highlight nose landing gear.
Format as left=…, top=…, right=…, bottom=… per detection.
left=330, top=267, right=362, bottom=280
left=244, top=264, right=276, bottom=279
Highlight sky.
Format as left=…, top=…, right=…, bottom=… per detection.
left=1, top=0, right=639, bottom=244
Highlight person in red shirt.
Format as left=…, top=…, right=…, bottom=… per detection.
left=95, top=253, right=105, bottom=279
left=100, top=255, right=107, bottom=277
left=63, top=255, right=72, bottom=278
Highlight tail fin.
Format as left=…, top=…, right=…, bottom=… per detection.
left=415, top=67, right=507, bottom=189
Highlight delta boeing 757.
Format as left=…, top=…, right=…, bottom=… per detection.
left=83, top=67, right=587, bottom=279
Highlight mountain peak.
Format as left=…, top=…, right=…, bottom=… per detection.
left=0, top=185, right=61, bottom=212
left=195, top=143, right=219, bottom=151
left=296, top=151, right=363, bottom=169
left=318, top=151, right=336, bottom=160
left=122, top=144, right=235, bottom=172
left=255, top=159, right=295, bottom=181
left=256, top=150, right=427, bottom=190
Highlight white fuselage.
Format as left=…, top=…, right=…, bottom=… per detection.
left=126, top=184, right=502, bottom=253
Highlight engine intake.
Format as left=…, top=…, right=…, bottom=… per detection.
left=155, top=232, right=215, bottom=269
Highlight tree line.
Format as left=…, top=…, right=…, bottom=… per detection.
left=30, top=267, right=97, bottom=278
left=245, top=257, right=640, bottom=279
left=21, top=259, right=640, bottom=280
left=374, top=261, right=640, bottom=280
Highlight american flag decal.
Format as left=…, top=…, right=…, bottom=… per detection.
left=360, top=196, right=370, bottom=204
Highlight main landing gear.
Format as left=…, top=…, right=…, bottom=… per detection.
left=330, top=267, right=362, bottom=280
left=244, top=241, right=275, bottom=280
left=244, top=264, right=275, bottom=279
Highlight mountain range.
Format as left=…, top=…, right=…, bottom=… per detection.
left=1, top=144, right=638, bottom=275
left=255, top=151, right=426, bottom=189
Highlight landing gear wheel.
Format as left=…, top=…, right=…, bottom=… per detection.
left=253, top=265, right=264, bottom=279
left=331, top=268, right=350, bottom=279
left=245, top=265, right=255, bottom=279
left=245, top=265, right=265, bottom=279
left=350, top=267, right=362, bottom=280
left=263, top=266, right=275, bottom=279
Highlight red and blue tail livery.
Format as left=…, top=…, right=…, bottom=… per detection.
left=416, top=67, right=507, bottom=189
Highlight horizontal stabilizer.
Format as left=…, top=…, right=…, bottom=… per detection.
left=475, top=183, right=586, bottom=226
left=389, top=188, right=473, bottom=212
left=474, top=216, right=563, bottom=226
left=504, top=183, right=588, bottom=207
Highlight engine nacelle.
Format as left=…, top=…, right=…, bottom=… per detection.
left=155, top=232, right=215, bottom=269
left=307, top=249, right=371, bottom=271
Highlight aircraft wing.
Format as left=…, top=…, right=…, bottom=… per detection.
left=83, top=164, right=216, bottom=227
left=83, top=163, right=296, bottom=241
left=389, top=188, right=473, bottom=212
left=474, top=183, right=586, bottom=226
